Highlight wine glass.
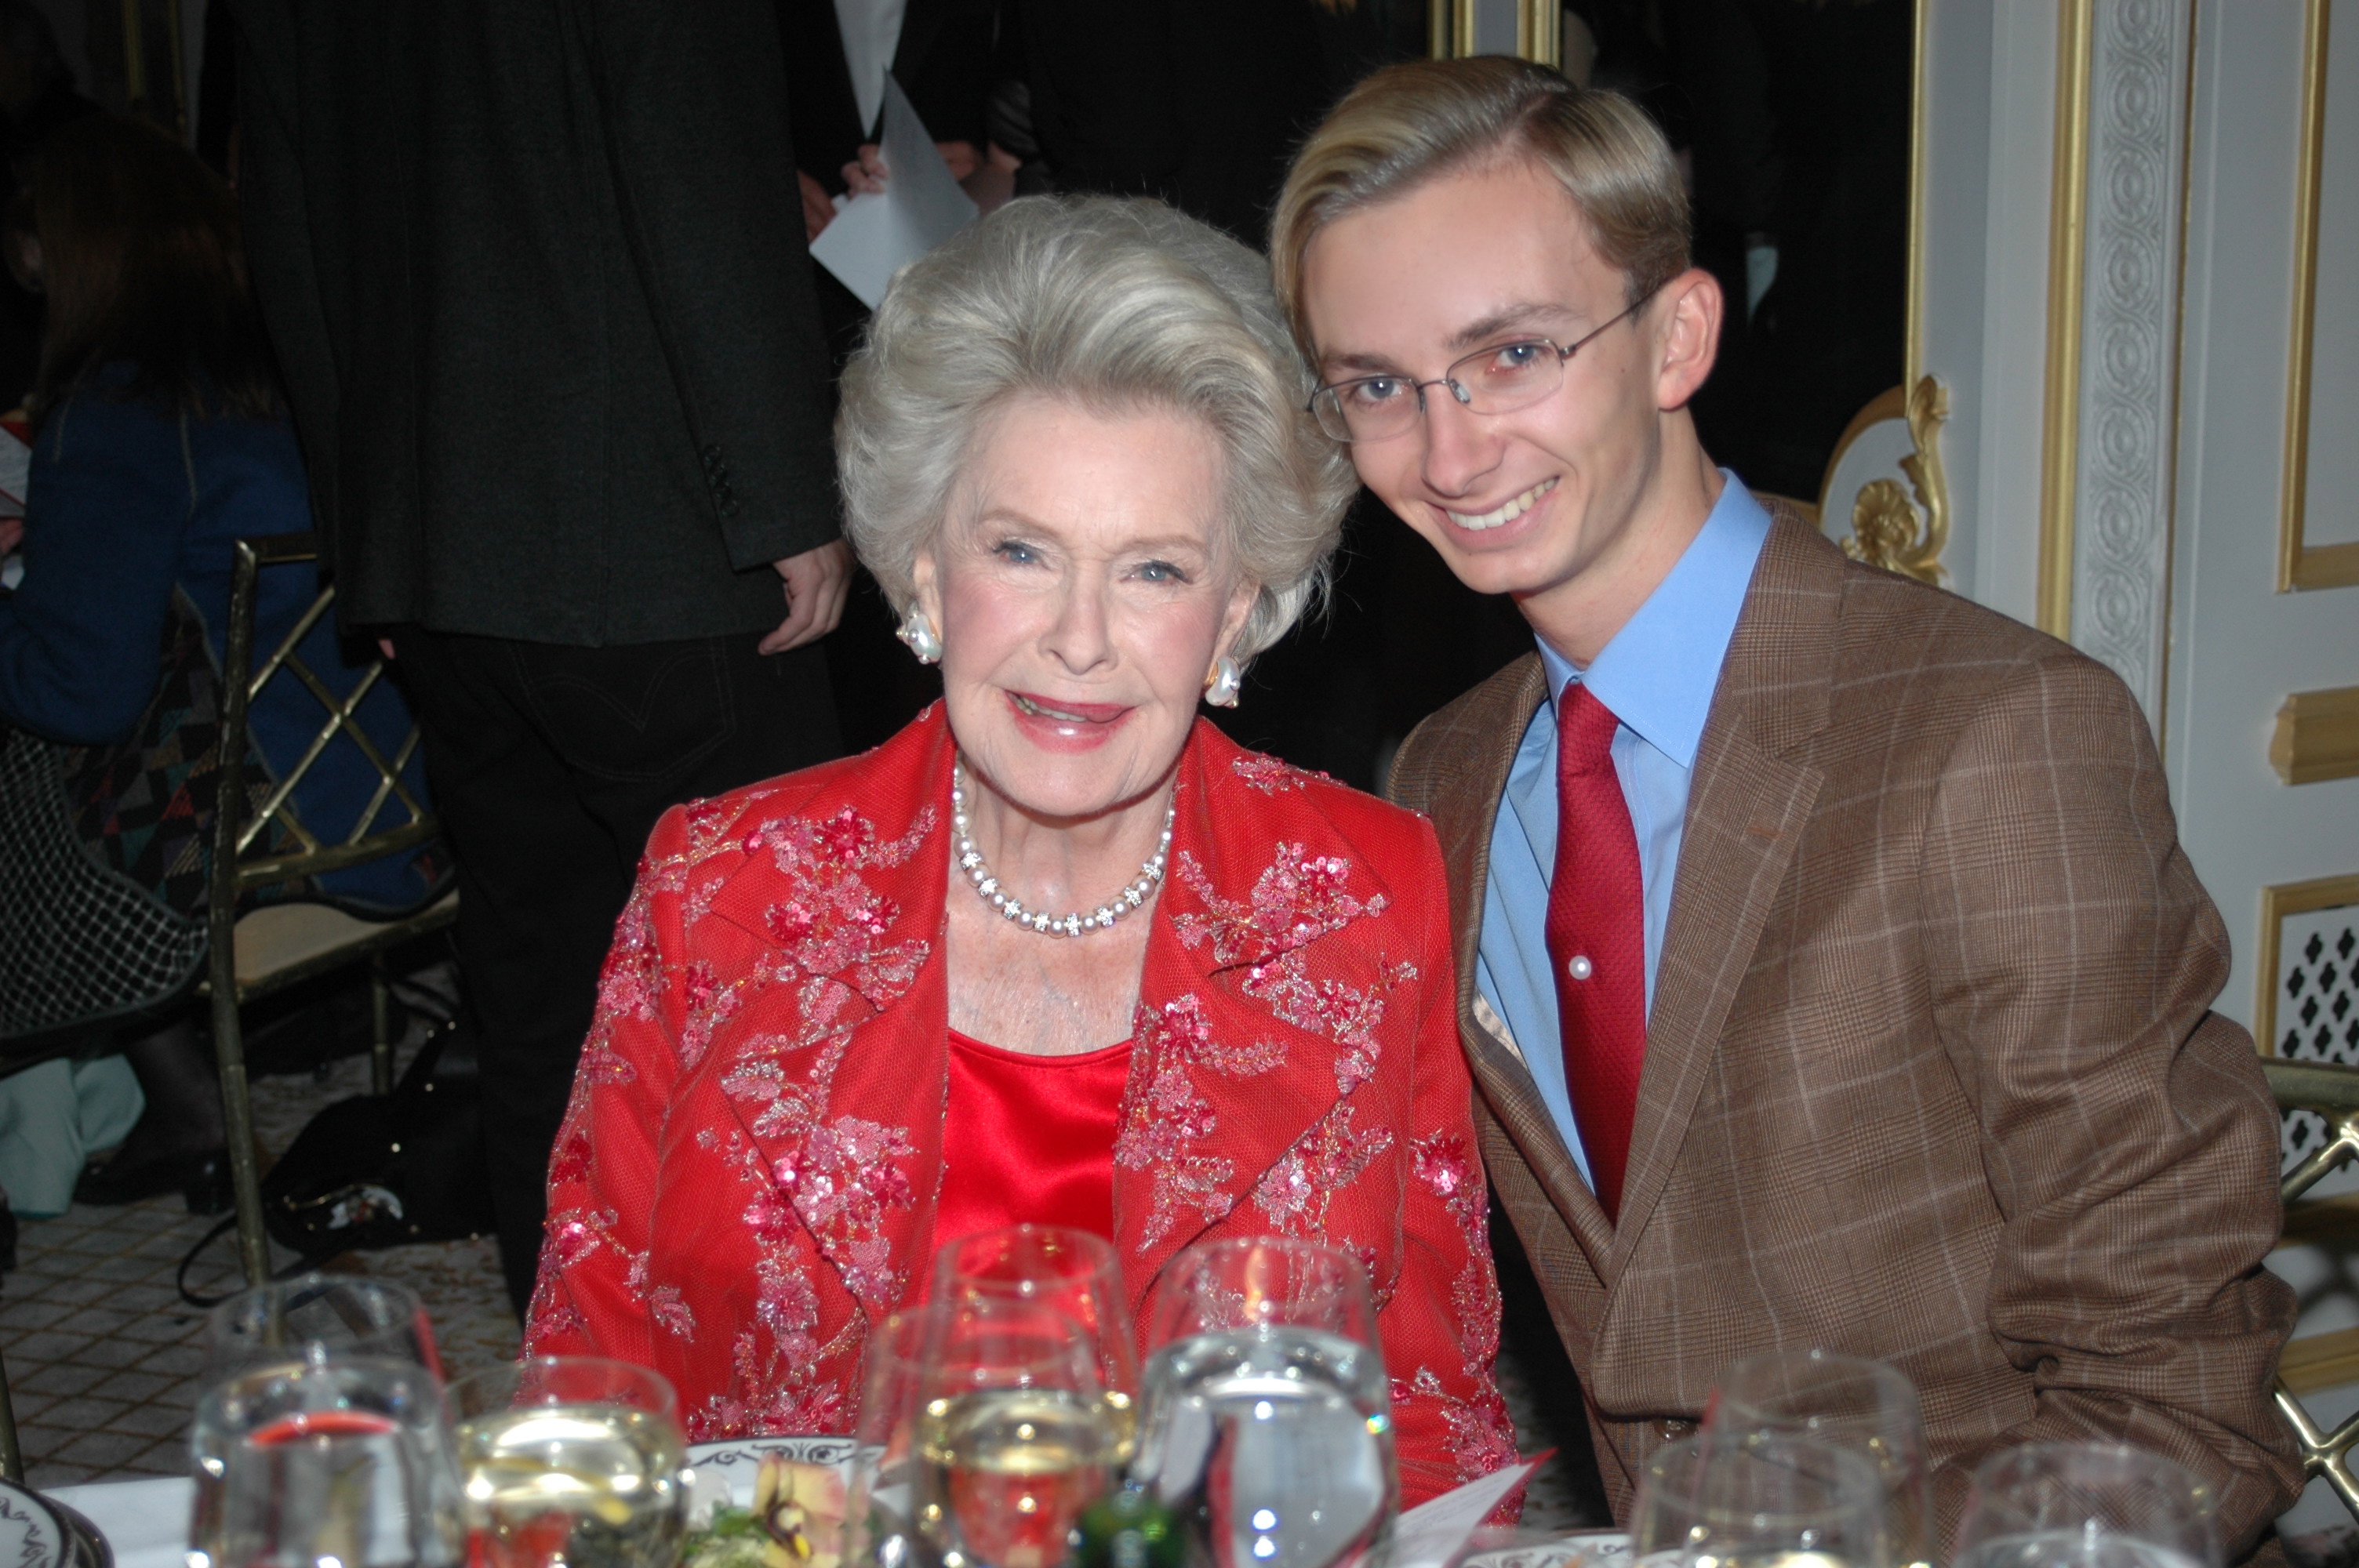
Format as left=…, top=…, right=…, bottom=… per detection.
left=442, top=1356, right=696, bottom=1568
left=1134, top=1236, right=1395, bottom=1568
left=1703, top=1350, right=1932, bottom=1568
left=1954, top=1443, right=2219, bottom=1568
left=933, top=1225, right=1142, bottom=1458
left=921, top=1296, right=1117, bottom=1568
left=207, top=1275, right=442, bottom=1380
left=189, top=1353, right=463, bottom=1568
left=1632, top=1431, right=1887, bottom=1568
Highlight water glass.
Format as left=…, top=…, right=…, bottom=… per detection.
left=207, top=1275, right=442, bottom=1380
left=933, top=1225, right=1142, bottom=1457
left=1632, top=1431, right=1887, bottom=1568
left=1135, top=1236, right=1395, bottom=1568
left=1703, top=1349, right=1932, bottom=1568
left=443, top=1356, right=694, bottom=1568
left=1954, top=1443, right=2219, bottom=1568
left=190, top=1353, right=463, bottom=1568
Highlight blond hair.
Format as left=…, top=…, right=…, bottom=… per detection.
left=837, top=196, right=1356, bottom=663
left=1270, top=56, right=1689, bottom=348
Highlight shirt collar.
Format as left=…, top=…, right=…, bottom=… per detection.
left=1536, top=470, right=1775, bottom=769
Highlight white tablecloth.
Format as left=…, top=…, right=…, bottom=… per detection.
left=48, top=1479, right=191, bottom=1568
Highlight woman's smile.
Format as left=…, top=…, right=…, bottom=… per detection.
left=1006, top=688, right=1134, bottom=751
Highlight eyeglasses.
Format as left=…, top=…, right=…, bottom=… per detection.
left=1307, top=292, right=1655, bottom=444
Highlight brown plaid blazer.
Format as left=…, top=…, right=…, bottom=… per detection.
left=1387, top=510, right=2303, bottom=1552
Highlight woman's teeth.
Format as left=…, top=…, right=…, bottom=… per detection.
left=1014, top=694, right=1092, bottom=722
left=1447, top=477, right=1557, bottom=532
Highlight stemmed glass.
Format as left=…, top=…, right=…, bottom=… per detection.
left=1954, top=1443, right=2219, bottom=1568
left=189, top=1354, right=463, bottom=1568
left=1632, top=1432, right=1888, bottom=1568
left=1133, top=1236, right=1396, bottom=1568
left=442, top=1356, right=696, bottom=1568
left=207, top=1276, right=442, bottom=1379
left=852, top=1296, right=1115, bottom=1568
left=1703, top=1349, right=1932, bottom=1568
left=933, top=1225, right=1142, bottom=1459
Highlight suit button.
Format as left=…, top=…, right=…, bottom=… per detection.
left=1567, top=955, right=1594, bottom=981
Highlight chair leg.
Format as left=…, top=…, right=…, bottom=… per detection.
left=210, top=981, right=271, bottom=1287
left=371, top=956, right=395, bottom=1097
left=0, top=1340, right=22, bottom=1483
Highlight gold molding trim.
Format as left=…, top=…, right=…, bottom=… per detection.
left=2259, top=873, right=2359, bottom=1054
left=1518, top=0, right=1560, bottom=69
left=2279, top=0, right=2358, bottom=592
left=2038, top=0, right=2095, bottom=639
left=1817, top=379, right=1953, bottom=587
left=2281, top=1326, right=2359, bottom=1396
left=2274, top=688, right=2359, bottom=786
left=1906, top=0, right=1930, bottom=386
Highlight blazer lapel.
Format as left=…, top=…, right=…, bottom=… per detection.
left=1607, top=514, right=1841, bottom=1262
left=1415, top=657, right=1621, bottom=1269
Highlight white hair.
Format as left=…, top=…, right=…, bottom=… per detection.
left=835, top=195, right=1358, bottom=662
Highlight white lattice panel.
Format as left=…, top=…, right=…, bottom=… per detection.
left=2280, top=902, right=2359, bottom=1174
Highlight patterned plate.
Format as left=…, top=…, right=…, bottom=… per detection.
left=42, top=1494, right=114, bottom=1568
left=685, top=1436, right=863, bottom=1518
left=0, top=1479, right=75, bottom=1568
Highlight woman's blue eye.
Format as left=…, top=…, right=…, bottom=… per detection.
left=993, top=540, right=1039, bottom=564
left=1136, top=560, right=1187, bottom=584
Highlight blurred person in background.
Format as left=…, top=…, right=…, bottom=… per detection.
left=233, top=0, right=852, bottom=1316
left=0, top=114, right=439, bottom=1218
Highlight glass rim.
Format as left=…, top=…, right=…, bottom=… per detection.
left=931, top=1223, right=1123, bottom=1294
left=442, top=1352, right=682, bottom=1421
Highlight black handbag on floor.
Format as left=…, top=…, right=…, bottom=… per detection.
left=258, top=1022, right=497, bottom=1259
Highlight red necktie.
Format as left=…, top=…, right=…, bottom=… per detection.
left=1545, top=683, right=1647, bottom=1221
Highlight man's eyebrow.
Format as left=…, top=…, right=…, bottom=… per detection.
left=1320, top=302, right=1581, bottom=379
left=1446, top=302, right=1576, bottom=352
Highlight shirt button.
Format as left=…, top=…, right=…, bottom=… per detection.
left=1567, top=955, right=1594, bottom=981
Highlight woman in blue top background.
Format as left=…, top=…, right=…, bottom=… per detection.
left=0, top=114, right=440, bottom=1216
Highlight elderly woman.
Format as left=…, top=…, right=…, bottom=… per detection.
left=524, top=197, right=1514, bottom=1504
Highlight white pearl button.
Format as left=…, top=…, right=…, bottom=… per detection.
left=1567, top=955, right=1594, bottom=981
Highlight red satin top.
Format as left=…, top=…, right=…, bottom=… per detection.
left=936, top=1031, right=1132, bottom=1247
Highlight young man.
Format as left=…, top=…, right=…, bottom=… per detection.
left=1275, top=57, right=2301, bottom=1550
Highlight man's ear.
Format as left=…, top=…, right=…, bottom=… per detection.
left=1655, top=267, right=1724, bottom=413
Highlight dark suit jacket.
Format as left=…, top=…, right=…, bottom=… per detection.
left=231, top=0, right=840, bottom=645
left=1387, top=510, right=2304, bottom=1553
left=779, top=0, right=998, bottom=194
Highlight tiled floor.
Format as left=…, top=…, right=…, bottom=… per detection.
left=2, top=1032, right=518, bottom=1488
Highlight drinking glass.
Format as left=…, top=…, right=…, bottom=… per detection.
left=1953, top=1443, right=2219, bottom=1568
left=190, top=1353, right=463, bottom=1568
left=1134, top=1236, right=1395, bottom=1568
left=443, top=1356, right=695, bottom=1568
left=207, top=1275, right=442, bottom=1380
left=1703, top=1350, right=1932, bottom=1568
left=933, top=1225, right=1143, bottom=1458
left=1631, top=1432, right=1887, bottom=1568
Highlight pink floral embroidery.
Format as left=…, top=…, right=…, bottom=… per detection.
left=1395, top=1367, right=1521, bottom=1484
left=1230, top=754, right=1332, bottom=794
left=1253, top=1104, right=1396, bottom=1236
left=1174, top=844, right=1385, bottom=967
left=648, top=1284, right=696, bottom=1341
left=1116, top=995, right=1286, bottom=1245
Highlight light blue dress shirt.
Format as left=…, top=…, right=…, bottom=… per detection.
left=1471, top=474, right=1774, bottom=1186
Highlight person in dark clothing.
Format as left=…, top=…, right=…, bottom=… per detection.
left=231, top=0, right=852, bottom=1314
left=0, top=0, right=97, bottom=411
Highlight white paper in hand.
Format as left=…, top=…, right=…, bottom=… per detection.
left=809, top=74, right=980, bottom=309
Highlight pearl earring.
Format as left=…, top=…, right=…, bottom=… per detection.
left=896, top=606, right=943, bottom=664
left=1204, top=656, right=1241, bottom=708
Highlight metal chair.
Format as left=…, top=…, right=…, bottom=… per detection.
left=205, top=532, right=457, bottom=1286
left=2266, top=1055, right=2359, bottom=1519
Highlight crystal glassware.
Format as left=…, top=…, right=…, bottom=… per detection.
left=190, top=1353, right=463, bottom=1568
left=1632, top=1431, right=1888, bottom=1568
left=1703, top=1349, right=1932, bottom=1568
left=206, top=1275, right=442, bottom=1381
left=932, top=1225, right=1142, bottom=1459
left=1953, top=1443, right=2219, bottom=1568
left=1133, top=1236, right=1396, bottom=1568
left=442, top=1356, right=696, bottom=1568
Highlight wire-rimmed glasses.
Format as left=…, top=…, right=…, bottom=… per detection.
left=1307, top=292, right=1653, bottom=444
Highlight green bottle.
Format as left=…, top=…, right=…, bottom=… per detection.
left=1074, top=1487, right=1186, bottom=1568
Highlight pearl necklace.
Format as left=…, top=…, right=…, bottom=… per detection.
left=950, top=762, right=1173, bottom=938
